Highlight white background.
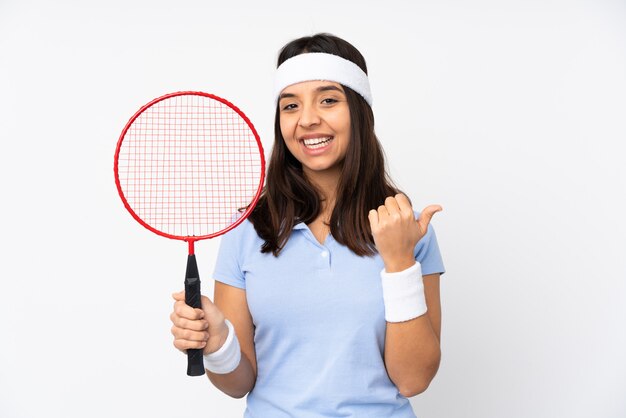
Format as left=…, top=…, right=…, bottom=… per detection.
left=1, top=0, right=625, bottom=417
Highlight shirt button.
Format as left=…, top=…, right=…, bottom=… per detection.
left=321, top=251, right=328, bottom=258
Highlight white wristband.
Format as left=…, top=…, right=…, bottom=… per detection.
left=203, top=319, right=241, bottom=374
left=381, top=262, right=427, bottom=323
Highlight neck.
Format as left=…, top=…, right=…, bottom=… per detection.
left=303, top=166, right=341, bottom=219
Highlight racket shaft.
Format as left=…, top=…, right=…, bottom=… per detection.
left=185, top=255, right=205, bottom=376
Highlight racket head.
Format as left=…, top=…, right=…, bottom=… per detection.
left=114, top=91, right=265, bottom=243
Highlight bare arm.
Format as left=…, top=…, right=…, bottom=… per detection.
left=384, top=273, right=442, bottom=397
left=207, top=282, right=257, bottom=398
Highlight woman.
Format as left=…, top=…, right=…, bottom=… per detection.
left=170, top=33, right=445, bottom=417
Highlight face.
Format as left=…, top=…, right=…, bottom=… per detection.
left=278, top=80, right=351, bottom=179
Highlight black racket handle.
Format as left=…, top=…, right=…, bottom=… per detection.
left=184, top=255, right=205, bottom=377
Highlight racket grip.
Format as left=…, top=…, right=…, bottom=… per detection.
left=184, top=255, right=205, bottom=377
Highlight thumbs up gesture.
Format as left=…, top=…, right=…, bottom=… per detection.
left=368, top=193, right=442, bottom=273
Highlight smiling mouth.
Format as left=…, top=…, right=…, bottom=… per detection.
left=302, top=136, right=334, bottom=149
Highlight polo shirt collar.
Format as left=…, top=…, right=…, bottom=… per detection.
left=293, top=222, right=308, bottom=230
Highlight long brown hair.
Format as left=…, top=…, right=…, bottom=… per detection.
left=249, top=33, right=402, bottom=256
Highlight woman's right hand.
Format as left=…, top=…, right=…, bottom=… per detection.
left=170, top=291, right=229, bottom=356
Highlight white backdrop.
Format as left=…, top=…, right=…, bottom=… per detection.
left=1, top=0, right=625, bottom=417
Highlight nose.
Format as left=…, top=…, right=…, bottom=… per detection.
left=298, top=103, right=321, bottom=128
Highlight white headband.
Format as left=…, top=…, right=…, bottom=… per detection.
left=273, top=52, right=373, bottom=106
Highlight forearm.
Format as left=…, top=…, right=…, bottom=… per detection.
left=381, top=266, right=442, bottom=398
left=206, top=352, right=256, bottom=398
left=384, top=313, right=441, bottom=397
left=208, top=283, right=259, bottom=398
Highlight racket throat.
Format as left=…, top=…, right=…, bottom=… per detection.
left=187, top=239, right=196, bottom=255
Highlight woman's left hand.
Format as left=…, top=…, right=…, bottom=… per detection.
left=368, top=193, right=442, bottom=273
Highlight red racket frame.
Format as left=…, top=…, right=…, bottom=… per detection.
left=113, top=91, right=265, bottom=255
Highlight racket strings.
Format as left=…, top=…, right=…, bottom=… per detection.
left=116, top=94, right=263, bottom=238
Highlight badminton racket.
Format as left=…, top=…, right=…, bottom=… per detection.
left=114, top=91, right=265, bottom=376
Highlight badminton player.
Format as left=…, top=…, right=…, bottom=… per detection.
left=170, top=33, right=445, bottom=417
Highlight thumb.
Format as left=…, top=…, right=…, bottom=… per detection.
left=172, top=290, right=185, bottom=301
left=417, top=204, right=443, bottom=232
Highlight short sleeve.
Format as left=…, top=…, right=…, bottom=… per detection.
left=414, top=222, right=445, bottom=276
left=212, top=224, right=246, bottom=289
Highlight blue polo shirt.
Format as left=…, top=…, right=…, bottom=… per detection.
left=212, top=216, right=445, bottom=418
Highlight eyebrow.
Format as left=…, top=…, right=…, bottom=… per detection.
left=278, top=85, right=344, bottom=101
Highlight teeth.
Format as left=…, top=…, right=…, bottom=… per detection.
left=303, top=137, right=333, bottom=149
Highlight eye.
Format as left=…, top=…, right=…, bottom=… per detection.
left=321, top=98, right=338, bottom=105
left=281, top=103, right=298, bottom=111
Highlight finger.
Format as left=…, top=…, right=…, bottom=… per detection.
left=384, top=195, right=401, bottom=215
left=368, top=209, right=379, bottom=228
left=173, top=338, right=207, bottom=352
left=171, top=326, right=210, bottom=342
left=170, top=312, right=209, bottom=331
left=394, top=193, right=413, bottom=214
left=417, top=204, right=443, bottom=231
left=172, top=291, right=185, bottom=301
left=174, top=300, right=205, bottom=320
left=375, top=205, right=390, bottom=228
